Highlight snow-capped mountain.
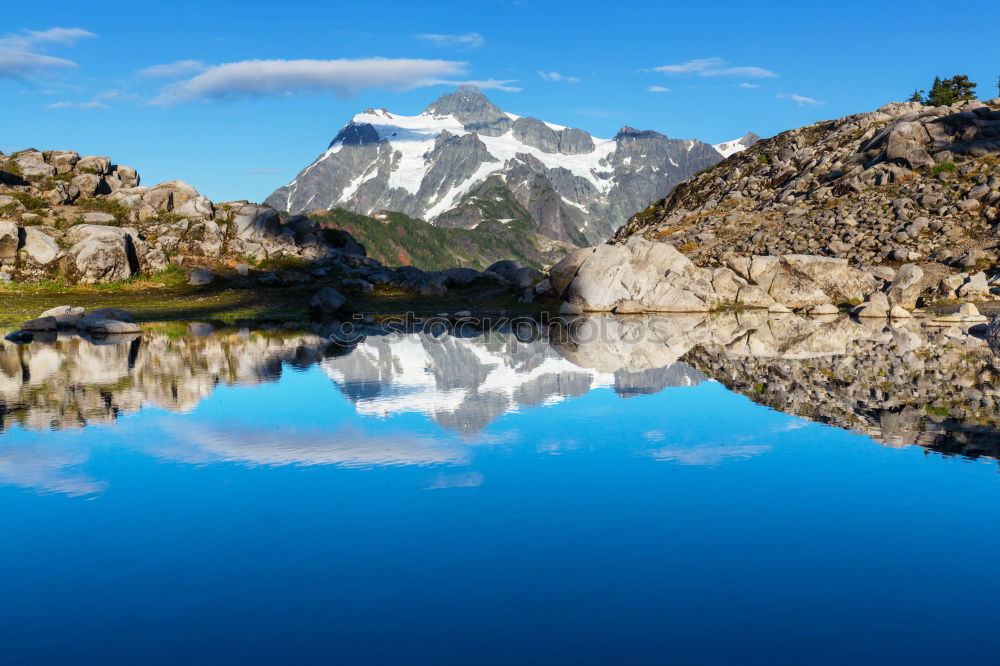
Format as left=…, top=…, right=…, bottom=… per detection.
left=712, top=132, right=761, bottom=158
left=266, top=86, right=727, bottom=245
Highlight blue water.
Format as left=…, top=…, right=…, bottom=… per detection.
left=2, top=330, right=1000, bottom=664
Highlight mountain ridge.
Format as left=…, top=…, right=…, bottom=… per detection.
left=266, top=86, right=733, bottom=245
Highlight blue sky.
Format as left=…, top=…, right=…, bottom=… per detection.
left=3, top=0, right=999, bottom=202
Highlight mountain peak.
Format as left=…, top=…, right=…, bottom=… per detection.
left=423, top=86, right=512, bottom=136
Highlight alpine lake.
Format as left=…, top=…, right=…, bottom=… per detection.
left=2, top=309, right=1000, bottom=665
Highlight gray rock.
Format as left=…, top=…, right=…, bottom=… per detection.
left=21, top=317, right=58, bottom=331
left=887, top=264, right=924, bottom=308
left=0, top=220, right=18, bottom=263
left=22, top=228, right=61, bottom=265
left=81, top=318, right=142, bottom=335
left=442, top=267, right=482, bottom=287
left=341, top=278, right=373, bottom=293
left=310, top=287, right=347, bottom=313
left=187, top=269, right=216, bottom=286
left=40, top=305, right=86, bottom=318
left=855, top=292, right=890, bottom=318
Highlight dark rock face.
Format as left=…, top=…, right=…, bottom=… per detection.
left=265, top=87, right=727, bottom=245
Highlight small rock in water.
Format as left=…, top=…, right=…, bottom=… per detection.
left=84, top=319, right=142, bottom=335
left=40, top=305, right=86, bottom=318
left=21, top=316, right=58, bottom=332
left=4, top=331, right=34, bottom=344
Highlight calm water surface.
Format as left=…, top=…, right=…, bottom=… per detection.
left=1, top=314, right=999, bottom=664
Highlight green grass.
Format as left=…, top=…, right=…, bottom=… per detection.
left=931, top=161, right=957, bottom=175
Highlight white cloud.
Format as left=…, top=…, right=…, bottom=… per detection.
left=45, top=100, right=107, bottom=110
left=650, top=57, right=777, bottom=79
left=440, top=78, right=521, bottom=92
left=538, top=70, right=580, bottom=83
left=138, top=59, right=206, bottom=78
left=647, top=85, right=670, bottom=93
left=0, top=27, right=95, bottom=49
left=0, top=26, right=95, bottom=79
left=737, top=82, right=760, bottom=89
left=776, top=92, right=824, bottom=106
left=416, top=32, right=485, bottom=49
left=150, top=57, right=473, bottom=105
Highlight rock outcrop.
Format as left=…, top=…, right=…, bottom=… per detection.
left=615, top=97, right=1000, bottom=269
left=560, top=236, right=884, bottom=313
left=0, top=149, right=371, bottom=284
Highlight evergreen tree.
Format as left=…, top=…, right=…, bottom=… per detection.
left=949, top=75, right=977, bottom=101
left=908, top=89, right=924, bottom=103
left=925, top=75, right=978, bottom=106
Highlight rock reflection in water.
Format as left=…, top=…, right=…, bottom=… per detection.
left=2, top=312, right=999, bottom=464
left=552, top=312, right=1000, bottom=461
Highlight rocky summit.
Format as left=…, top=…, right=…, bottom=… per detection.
left=556, top=97, right=1000, bottom=313
left=265, top=86, right=735, bottom=245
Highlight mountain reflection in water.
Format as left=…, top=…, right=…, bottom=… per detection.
left=1, top=312, right=998, bottom=463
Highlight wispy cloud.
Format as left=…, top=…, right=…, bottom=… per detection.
left=538, top=70, right=580, bottom=83
left=138, top=59, right=206, bottom=78
left=650, top=57, right=777, bottom=79
left=416, top=32, right=485, bottom=49
left=0, top=27, right=95, bottom=49
left=647, top=85, right=670, bottom=93
left=776, top=92, right=824, bottom=106
left=150, top=57, right=473, bottom=105
left=737, top=82, right=760, bottom=89
left=0, top=27, right=95, bottom=80
left=440, top=78, right=521, bottom=92
left=45, top=100, right=107, bottom=110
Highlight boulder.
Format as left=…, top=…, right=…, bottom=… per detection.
left=310, top=287, right=346, bottom=313
left=76, top=156, right=111, bottom=175
left=40, top=305, right=86, bottom=318
left=565, top=237, right=712, bottom=312
left=233, top=206, right=282, bottom=241
left=341, top=278, right=373, bottom=293
left=81, top=318, right=142, bottom=335
left=21, top=317, right=57, bottom=332
left=0, top=220, right=19, bottom=263
left=443, top=267, right=483, bottom=287
left=957, top=272, right=990, bottom=299
left=173, top=195, right=214, bottom=220
left=187, top=269, right=216, bottom=286
left=63, top=235, right=135, bottom=284
left=550, top=247, right=596, bottom=296
left=887, top=264, right=924, bottom=308
left=486, top=260, right=523, bottom=284
left=71, top=173, right=103, bottom=197
left=321, top=228, right=366, bottom=256
left=84, top=308, right=132, bottom=322
left=854, top=292, right=890, bottom=318
left=48, top=150, right=79, bottom=174
left=22, top=228, right=61, bottom=265
left=4, top=331, right=33, bottom=344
